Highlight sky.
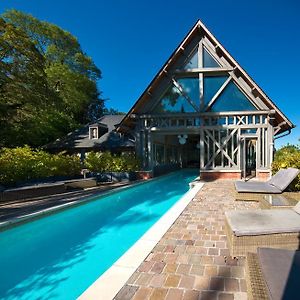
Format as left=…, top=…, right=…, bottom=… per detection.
left=0, top=0, right=299, bottom=147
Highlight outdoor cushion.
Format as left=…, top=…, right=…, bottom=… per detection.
left=268, top=168, right=300, bottom=192
left=258, top=248, right=300, bottom=300
left=225, top=209, right=300, bottom=236
left=293, top=201, right=300, bottom=215
left=235, top=181, right=281, bottom=194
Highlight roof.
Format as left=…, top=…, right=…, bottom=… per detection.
left=44, top=114, right=135, bottom=151
left=117, top=20, right=294, bottom=135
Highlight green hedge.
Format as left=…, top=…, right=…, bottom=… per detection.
left=84, top=152, right=140, bottom=172
left=272, top=144, right=300, bottom=191
left=0, top=146, right=81, bottom=185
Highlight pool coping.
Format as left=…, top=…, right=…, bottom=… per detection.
left=78, top=181, right=204, bottom=300
left=0, top=177, right=162, bottom=230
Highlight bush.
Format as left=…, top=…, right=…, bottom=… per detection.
left=84, top=151, right=140, bottom=173
left=272, top=144, right=300, bottom=191
left=0, top=146, right=81, bottom=185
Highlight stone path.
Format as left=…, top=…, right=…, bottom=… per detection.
left=114, top=181, right=259, bottom=300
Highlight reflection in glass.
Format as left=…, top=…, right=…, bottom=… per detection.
left=209, top=82, right=257, bottom=112
left=153, top=85, right=195, bottom=113
left=177, top=78, right=200, bottom=107
left=203, top=48, right=220, bottom=68
left=203, top=76, right=228, bottom=106
left=184, top=50, right=198, bottom=69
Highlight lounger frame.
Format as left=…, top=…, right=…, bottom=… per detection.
left=245, top=252, right=269, bottom=300
left=225, top=218, right=300, bottom=257
left=235, top=191, right=300, bottom=202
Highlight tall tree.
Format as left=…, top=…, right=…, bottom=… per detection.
left=1, top=10, right=105, bottom=146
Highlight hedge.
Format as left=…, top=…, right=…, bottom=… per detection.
left=84, top=151, right=140, bottom=173
left=272, top=144, right=300, bottom=191
left=0, top=146, right=81, bottom=186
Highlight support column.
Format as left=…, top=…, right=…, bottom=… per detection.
left=147, top=130, right=153, bottom=170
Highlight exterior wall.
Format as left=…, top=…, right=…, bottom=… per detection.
left=256, top=170, right=271, bottom=181
left=136, top=111, right=275, bottom=177
left=200, top=171, right=241, bottom=180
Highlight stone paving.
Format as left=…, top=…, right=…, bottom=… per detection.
left=114, top=180, right=259, bottom=300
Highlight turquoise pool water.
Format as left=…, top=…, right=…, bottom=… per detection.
left=0, top=169, right=197, bottom=300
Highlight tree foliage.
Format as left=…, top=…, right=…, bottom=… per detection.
left=0, top=9, right=105, bottom=147
left=84, top=152, right=140, bottom=172
left=272, top=144, right=300, bottom=191
left=0, top=146, right=81, bottom=186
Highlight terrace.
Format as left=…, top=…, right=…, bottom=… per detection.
left=114, top=180, right=257, bottom=300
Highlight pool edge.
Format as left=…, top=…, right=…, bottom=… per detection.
left=78, top=182, right=204, bottom=300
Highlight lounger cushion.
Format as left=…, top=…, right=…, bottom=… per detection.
left=235, top=181, right=281, bottom=194
left=293, top=201, right=300, bottom=215
left=268, top=168, right=300, bottom=192
left=225, top=210, right=300, bottom=236
left=258, top=248, right=300, bottom=300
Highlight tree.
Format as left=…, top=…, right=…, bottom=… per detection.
left=1, top=9, right=105, bottom=146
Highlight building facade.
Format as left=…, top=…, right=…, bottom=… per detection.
left=118, top=20, right=294, bottom=180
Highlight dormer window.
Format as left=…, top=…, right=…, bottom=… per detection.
left=89, top=126, right=98, bottom=139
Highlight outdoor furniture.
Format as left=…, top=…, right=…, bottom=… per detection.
left=246, top=248, right=300, bottom=300
left=235, top=168, right=299, bottom=201
left=259, top=194, right=299, bottom=209
left=225, top=202, right=300, bottom=256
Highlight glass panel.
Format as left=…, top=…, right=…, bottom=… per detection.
left=183, top=50, right=198, bottom=69
left=177, top=78, right=200, bottom=107
left=203, top=75, right=228, bottom=106
left=209, top=82, right=257, bottom=112
left=153, top=85, right=196, bottom=113
left=203, top=48, right=219, bottom=68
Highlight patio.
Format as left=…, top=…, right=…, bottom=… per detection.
left=115, top=180, right=258, bottom=300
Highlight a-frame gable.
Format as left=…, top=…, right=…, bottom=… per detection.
left=118, top=20, right=294, bottom=134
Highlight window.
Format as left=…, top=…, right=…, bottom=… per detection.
left=209, top=82, right=257, bottom=112
left=203, top=75, right=228, bottom=106
left=183, top=50, right=198, bottom=69
left=89, top=127, right=98, bottom=139
left=153, top=79, right=200, bottom=113
left=177, top=78, right=200, bottom=108
left=203, top=48, right=220, bottom=68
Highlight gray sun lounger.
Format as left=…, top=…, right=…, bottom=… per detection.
left=225, top=202, right=300, bottom=256
left=235, top=168, right=300, bottom=194
left=246, top=247, right=300, bottom=300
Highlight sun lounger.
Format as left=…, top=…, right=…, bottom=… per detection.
left=246, top=248, right=300, bottom=300
left=225, top=202, right=300, bottom=256
left=235, top=168, right=299, bottom=201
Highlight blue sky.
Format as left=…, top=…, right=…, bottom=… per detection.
left=0, top=0, right=299, bottom=147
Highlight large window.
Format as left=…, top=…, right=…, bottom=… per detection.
left=183, top=50, right=198, bottom=69
left=209, top=82, right=257, bottom=112
left=203, top=75, right=228, bottom=106
left=153, top=85, right=197, bottom=113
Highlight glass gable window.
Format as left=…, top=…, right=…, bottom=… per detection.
left=203, top=48, right=220, bottom=68
left=153, top=85, right=197, bottom=113
left=183, top=50, right=198, bottom=69
left=177, top=78, right=200, bottom=107
left=203, top=75, right=228, bottom=106
left=209, top=82, right=257, bottom=112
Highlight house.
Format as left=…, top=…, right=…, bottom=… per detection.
left=45, top=115, right=135, bottom=159
left=117, top=20, right=295, bottom=180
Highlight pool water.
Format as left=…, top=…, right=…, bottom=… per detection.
left=0, top=169, right=197, bottom=300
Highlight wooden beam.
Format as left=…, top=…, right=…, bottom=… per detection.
left=174, top=68, right=233, bottom=74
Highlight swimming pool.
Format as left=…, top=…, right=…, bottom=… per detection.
left=0, top=169, right=198, bottom=300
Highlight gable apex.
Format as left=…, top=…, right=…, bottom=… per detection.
left=118, top=19, right=294, bottom=134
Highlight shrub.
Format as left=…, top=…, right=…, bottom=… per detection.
left=272, top=144, right=300, bottom=191
left=84, top=151, right=140, bottom=173
left=0, top=146, right=81, bottom=186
